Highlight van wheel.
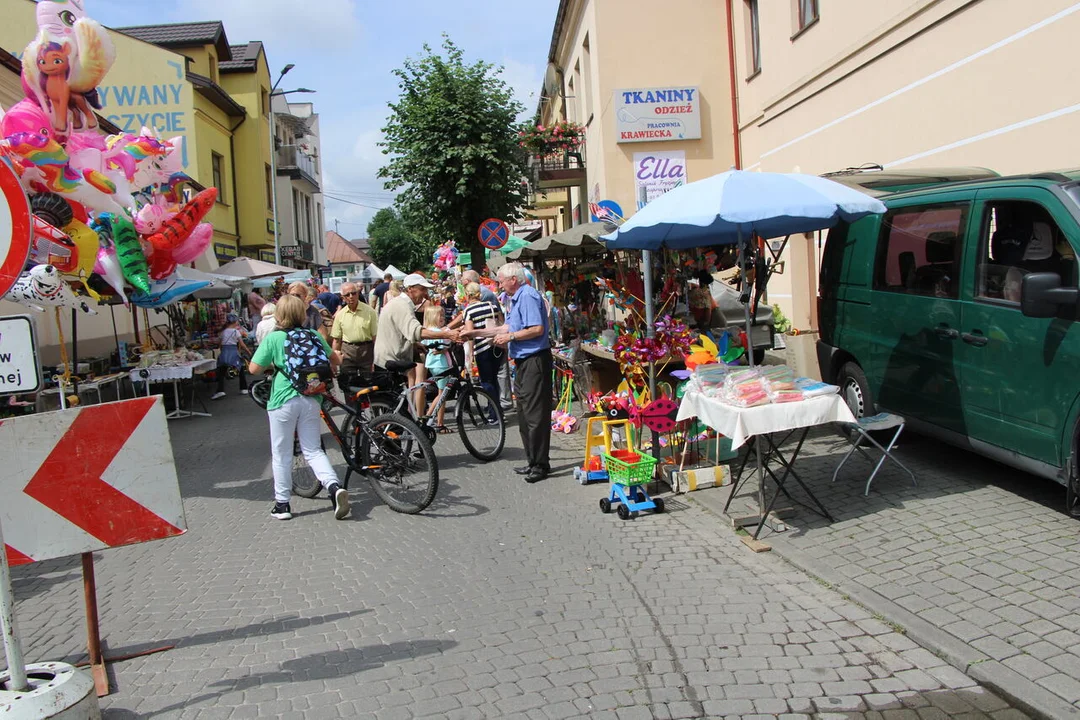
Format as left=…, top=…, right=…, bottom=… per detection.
left=838, top=362, right=873, bottom=418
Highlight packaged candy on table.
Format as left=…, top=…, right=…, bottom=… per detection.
left=795, top=377, right=841, bottom=398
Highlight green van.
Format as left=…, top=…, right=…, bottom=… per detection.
left=817, top=171, right=1080, bottom=513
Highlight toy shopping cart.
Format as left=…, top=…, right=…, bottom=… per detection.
left=598, top=448, right=664, bottom=520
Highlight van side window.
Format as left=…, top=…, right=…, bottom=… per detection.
left=976, top=201, right=1077, bottom=303
left=874, top=203, right=968, bottom=299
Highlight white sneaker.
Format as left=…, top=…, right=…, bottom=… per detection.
left=210, top=391, right=226, bottom=400
left=240, top=389, right=249, bottom=395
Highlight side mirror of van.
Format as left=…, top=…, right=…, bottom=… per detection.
left=1021, top=273, right=1079, bottom=318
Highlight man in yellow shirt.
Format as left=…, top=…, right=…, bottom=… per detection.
left=331, top=282, right=378, bottom=386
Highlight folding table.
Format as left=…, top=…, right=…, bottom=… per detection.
left=676, top=389, right=856, bottom=541
left=129, top=358, right=216, bottom=419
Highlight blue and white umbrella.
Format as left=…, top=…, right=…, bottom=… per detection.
left=601, top=170, right=887, bottom=250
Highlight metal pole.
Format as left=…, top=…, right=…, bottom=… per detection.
left=0, top=520, right=29, bottom=692
left=739, top=230, right=767, bottom=516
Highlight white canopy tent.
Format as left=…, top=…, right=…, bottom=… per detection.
left=382, top=264, right=407, bottom=280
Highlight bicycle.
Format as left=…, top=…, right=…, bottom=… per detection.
left=250, top=374, right=439, bottom=514
left=358, top=347, right=506, bottom=462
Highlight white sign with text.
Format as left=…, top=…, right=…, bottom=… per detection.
left=634, top=151, right=688, bottom=209
left=614, top=86, right=701, bottom=143
left=0, top=315, right=40, bottom=395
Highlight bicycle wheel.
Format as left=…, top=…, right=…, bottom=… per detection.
left=358, top=413, right=438, bottom=513
left=457, top=387, right=505, bottom=462
left=291, top=436, right=323, bottom=498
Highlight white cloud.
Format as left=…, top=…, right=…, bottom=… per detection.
left=177, top=0, right=361, bottom=54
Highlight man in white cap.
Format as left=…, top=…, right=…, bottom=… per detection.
left=374, top=274, right=460, bottom=396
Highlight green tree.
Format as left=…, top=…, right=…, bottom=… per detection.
left=378, top=36, right=528, bottom=272
left=366, top=207, right=426, bottom=270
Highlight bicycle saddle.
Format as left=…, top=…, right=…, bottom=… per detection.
left=384, top=360, right=415, bottom=372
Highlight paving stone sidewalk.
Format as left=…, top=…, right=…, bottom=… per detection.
left=688, top=425, right=1080, bottom=720
left=4, top=394, right=1026, bottom=718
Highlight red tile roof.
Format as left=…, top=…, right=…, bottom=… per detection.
left=326, top=232, right=374, bottom=264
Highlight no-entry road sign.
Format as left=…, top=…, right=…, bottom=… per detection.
left=0, top=158, right=32, bottom=299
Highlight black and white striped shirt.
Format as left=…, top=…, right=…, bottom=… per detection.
left=464, top=300, right=499, bottom=354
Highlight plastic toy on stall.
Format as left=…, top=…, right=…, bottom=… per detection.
left=574, top=416, right=634, bottom=485
left=597, top=429, right=664, bottom=520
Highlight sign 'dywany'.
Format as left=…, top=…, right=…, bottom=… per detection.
left=614, top=86, right=701, bottom=143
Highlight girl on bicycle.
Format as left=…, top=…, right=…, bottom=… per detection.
left=422, top=305, right=452, bottom=433
left=248, top=295, right=350, bottom=522
left=212, top=315, right=250, bottom=400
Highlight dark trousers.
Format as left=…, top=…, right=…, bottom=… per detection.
left=216, top=363, right=248, bottom=393
left=514, top=349, right=553, bottom=470
left=475, top=348, right=503, bottom=406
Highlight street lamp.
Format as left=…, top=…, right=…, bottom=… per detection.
left=267, top=63, right=315, bottom=265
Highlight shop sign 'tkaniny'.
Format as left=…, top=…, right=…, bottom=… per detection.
left=613, top=86, right=701, bottom=143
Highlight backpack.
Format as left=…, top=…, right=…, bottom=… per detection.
left=282, top=328, right=332, bottom=396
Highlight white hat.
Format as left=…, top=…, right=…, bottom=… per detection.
left=402, top=273, right=434, bottom=289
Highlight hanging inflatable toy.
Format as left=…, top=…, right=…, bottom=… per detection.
left=96, top=213, right=150, bottom=294
left=4, top=264, right=97, bottom=314
left=61, top=218, right=102, bottom=300
left=21, top=1, right=116, bottom=137
left=93, top=244, right=127, bottom=306
left=145, top=187, right=216, bottom=251
left=2, top=131, right=128, bottom=216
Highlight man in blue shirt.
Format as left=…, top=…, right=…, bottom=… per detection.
left=494, top=262, right=552, bottom=483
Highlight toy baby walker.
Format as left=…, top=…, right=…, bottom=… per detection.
left=575, top=416, right=632, bottom=484
left=597, top=431, right=664, bottom=520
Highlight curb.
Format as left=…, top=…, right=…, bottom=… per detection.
left=686, top=492, right=1080, bottom=720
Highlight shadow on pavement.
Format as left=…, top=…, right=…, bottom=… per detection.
left=105, top=638, right=456, bottom=718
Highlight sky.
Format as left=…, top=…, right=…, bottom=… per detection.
left=85, top=0, right=561, bottom=240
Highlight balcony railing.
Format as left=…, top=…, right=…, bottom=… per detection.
left=276, top=145, right=320, bottom=189
left=529, top=139, right=586, bottom=190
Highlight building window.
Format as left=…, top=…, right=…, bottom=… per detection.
left=317, top=202, right=324, bottom=248
left=566, top=76, right=577, bottom=123
left=265, top=163, right=273, bottom=210
left=745, top=0, right=761, bottom=76
left=211, top=152, right=224, bottom=196
left=794, top=0, right=819, bottom=33
left=581, top=34, right=593, bottom=122
left=262, top=89, right=270, bottom=116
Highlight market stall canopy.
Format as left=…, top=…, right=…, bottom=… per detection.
left=511, top=222, right=616, bottom=259
left=358, top=263, right=384, bottom=281
left=215, top=257, right=302, bottom=279
left=481, top=235, right=531, bottom=270
left=175, top=266, right=245, bottom=300
left=601, top=170, right=887, bottom=250
left=382, top=264, right=408, bottom=280
left=251, top=270, right=311, bottom=289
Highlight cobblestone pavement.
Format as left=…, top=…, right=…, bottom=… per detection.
left=8, top=393, right=1026, bottom=718
left=690, top=427, right=1080, bottom=720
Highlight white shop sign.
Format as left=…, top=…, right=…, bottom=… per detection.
left=0, top=315, right=41, bottom=395
left=614, top=86, right=701, bottom=143
left=634, top=151, right=687, bottom=209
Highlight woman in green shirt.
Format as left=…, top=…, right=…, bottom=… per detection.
left=249, top=295, right=349, bottom=521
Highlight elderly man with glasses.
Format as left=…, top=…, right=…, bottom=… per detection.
left=331, top=282, right=378, bottom=386
left=465, top=262, right=552, bottom=483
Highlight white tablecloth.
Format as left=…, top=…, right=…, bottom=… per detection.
left=676, top=390, right=856, bottom=449
left=130, top=358, right=216, bottom=383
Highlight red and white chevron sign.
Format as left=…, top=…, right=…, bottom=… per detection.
left=0, top=396, right=186, bottom=566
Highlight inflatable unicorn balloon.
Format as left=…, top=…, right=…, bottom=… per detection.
left=21, top=1, right=116, bottom=137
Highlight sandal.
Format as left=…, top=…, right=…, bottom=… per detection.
left=435, top=425, right=453, bottom=434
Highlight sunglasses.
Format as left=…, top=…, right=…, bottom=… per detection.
left=342, top=292, right=358, bottom=297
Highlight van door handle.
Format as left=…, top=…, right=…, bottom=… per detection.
left=962, top=332, right=988, bottom=347
left=934, top=326, right=959, bottom=339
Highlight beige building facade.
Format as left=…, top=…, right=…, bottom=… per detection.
left=732, top=0, right=1080, bottom=331
left=536, top=0, right=736, bottom=230
left=539, top=0, right=1080, bottom=339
